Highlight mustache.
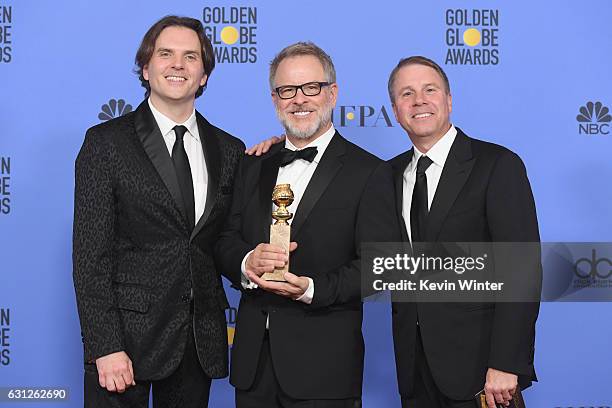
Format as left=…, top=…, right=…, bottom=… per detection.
left=287, top=104, right=312, bottom=113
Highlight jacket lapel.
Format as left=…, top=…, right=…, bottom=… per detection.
left=425, top=129, right=475, bottom=241
left=291, top=132, right=345, bottom=239
left=258, top=144, right=284, bottom=242
left=391, top=149, right=413, bottom=243
left=191, top=113, right=221, bottom=240
left=134, top=101, right=189, bottom=229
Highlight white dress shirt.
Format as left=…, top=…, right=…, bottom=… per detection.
left=241, top=124, right=337, bottom=307
left=148, top=98, right=208, bottom=224
left=402, top=125, right=457, bottom=242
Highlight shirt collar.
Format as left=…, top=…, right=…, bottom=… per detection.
left=148, top=98, right=199, bottom=142
left=410, top=125, right=457, bottom=170
left=284, top=124, right=336, bottom=164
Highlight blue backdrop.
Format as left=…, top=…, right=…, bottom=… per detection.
left=1, top=1, right=611, bottom=406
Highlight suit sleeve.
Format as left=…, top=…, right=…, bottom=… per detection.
left=72, top=129, right=124, bottom=362
left=485, top=150, right=541, bottom=377
left=215, top=155, right=254, bottom=289
left=309, top=161, right=402, bottom=309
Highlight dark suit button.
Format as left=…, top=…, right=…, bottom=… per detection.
left=181, top=294, right=191, bottom=303
left=261, top=309, right=267, bottom=315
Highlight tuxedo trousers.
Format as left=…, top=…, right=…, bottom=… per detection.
left=401, top=327, right=474, bottom=408
left=235, top=331, right=361, bottom=408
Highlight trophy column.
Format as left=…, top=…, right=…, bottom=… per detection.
left=262, top=184, right=294, bottom=282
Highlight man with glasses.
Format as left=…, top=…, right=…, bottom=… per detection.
left=215, top=42, right=400, bottom=407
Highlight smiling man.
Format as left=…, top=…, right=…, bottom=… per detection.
left=388, top=56, right=541, bottom=408
left=73, top=16, right=244, bottom=408
left=215, top=42, right=400, bottom=407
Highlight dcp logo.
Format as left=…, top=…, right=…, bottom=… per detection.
left=577, top=101, right=610, bottom=135
left=574, top=249, right=612, bottom=279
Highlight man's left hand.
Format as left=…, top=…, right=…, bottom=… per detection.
left=484, top=368, right=517, bottom=407
left=246, top=270, right=309, bottom=299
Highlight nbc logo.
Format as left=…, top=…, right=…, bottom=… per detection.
left=577, top=101, right=611, bottom=135
left=98, top=99, right=133, bottom=121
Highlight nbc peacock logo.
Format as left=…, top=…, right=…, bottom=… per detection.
left=577, top=101, right=611, bottom=135
left=98, top=99, right=133, bottom=121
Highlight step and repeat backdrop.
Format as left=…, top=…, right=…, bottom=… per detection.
left=1, top=0, right=611, bottom=406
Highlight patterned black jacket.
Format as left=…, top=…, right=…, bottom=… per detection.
left=73, top=100, right=244, bottom=380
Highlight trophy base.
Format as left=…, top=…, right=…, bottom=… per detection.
left=263, top=223, right=290, bottom=282
left=261, top=269, right=287, bottom=282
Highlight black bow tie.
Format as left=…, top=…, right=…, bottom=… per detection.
left=279, top=147, right=318, bottom=167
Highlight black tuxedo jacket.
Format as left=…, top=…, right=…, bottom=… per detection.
left=215, top=132, right=401, bottom=399
left=73, top=101, right=244, bottom=380
left=389, top=128, right=541, bottom=400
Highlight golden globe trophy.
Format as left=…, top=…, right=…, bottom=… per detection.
left=262, top=184, right=294, bottom=282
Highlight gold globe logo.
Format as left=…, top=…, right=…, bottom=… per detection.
left=220, top=26, right=239, bottom=45
left=463, top=28, right=481, bottom=47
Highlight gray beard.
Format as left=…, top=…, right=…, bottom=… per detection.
left=276, top=103, right=334, bottom=140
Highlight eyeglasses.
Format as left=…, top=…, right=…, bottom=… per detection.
left=274, top=81, right=333, bottom=100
